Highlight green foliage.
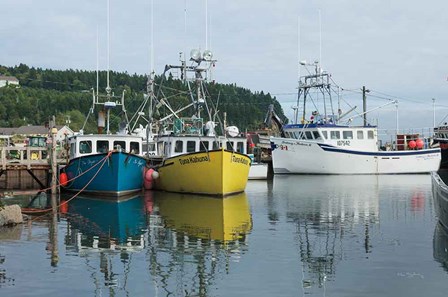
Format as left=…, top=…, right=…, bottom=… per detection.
left=0, top=64, right=287, bottom=132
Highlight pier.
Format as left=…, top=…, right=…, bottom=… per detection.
left=0, top=146, right=62, bottom=190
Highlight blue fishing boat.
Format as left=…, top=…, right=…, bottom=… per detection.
left=61, top=134, right=146, bottom=196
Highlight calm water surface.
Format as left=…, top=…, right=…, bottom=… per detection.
left=1, top=174, right=448, bottom=296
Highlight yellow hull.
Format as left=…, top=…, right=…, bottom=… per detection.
left=154, top=149, right=251, bottom=196
left=156, top=191, right=252, bottom=242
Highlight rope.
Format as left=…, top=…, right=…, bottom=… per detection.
left=23, top=151, right=113, bottom=218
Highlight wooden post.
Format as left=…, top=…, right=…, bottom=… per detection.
left=51, top=126, right=58, bottom=195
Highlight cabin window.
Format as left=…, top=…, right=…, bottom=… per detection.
left=226, top=141, right=233, bottom=151
left=343, top=131, right=353, bottom=139
left=312, top=131, right=321, bottom=140
left=295, top=132, right=305, bottom=140
left=213, top=141, right=220, bottom=150
left=367, top=130, right=374, bottom=139
left=130, top=142, right=140, bottom=154
left=114, top=141, right=126, bottom=151
left=330, top=131, right=340, bottom=140
left=357, top=131, right=364, bottom=139
left=96, top=140, right=109, bottom=153
left=70, top=143, right=76, bottom=158
left=237, top=141, right=245, bottom=153
left=199, top=141, right=209, bottom=152
left=305, top=131, right=314, bottom=139
left=164, top=142, right=170, bottom=156
left=321, top=131, right=328, bottom=139
left=187, top=140, right=196, bottom=152
left=157, top=142, right=164, bottom=156
left=175, top=140, right=184, bottom=153
left=143, top=142, right=156, bottom=155
left=79, top=140, right=92, bottom=154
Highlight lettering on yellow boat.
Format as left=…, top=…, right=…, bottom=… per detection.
left=179, top=155, right=210, bottom=165
left=232, top=155, right=249, bottom=165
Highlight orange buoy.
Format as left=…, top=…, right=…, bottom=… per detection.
left=60, top=172, right=68, bottom=187
left=144, top=168, right=155, bottom=190
left=59, top=201, right=68, bottom=213
left=416, top=139, right=424, bottom=149
left=408, top=140, right=416, bottom=149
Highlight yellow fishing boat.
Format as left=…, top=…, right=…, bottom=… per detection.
left=153, top=145, right=250, bottom=196
left=144, top=49, right=251, bottom=196
left=156, top=191, right=252, bottom=242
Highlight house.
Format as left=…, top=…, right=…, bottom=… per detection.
left=0, top=76, right=19, bottom=88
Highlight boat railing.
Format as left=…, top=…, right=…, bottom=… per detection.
left=377, top=127, right=435, bottom=151
left=173, top=117, right=204, bottom=136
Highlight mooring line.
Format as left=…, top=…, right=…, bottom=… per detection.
left=24, top=151, right=113, bottom=219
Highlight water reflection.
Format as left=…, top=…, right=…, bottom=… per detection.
left=156, top=191, right=252, bottom=242
left=58, top=191, right=252, bottom=296
left=148, top=191, right=252, bottom=296
left=272, top=175, right=427, bottom=295
left=433, top=222, right=448, bottom=273
left=64, top=194, right=149, bottom=251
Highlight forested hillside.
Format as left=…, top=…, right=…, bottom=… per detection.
left=0, top=63, right=287, bottom=133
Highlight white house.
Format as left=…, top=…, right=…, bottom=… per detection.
left=0, top=76, right=19, bottom=88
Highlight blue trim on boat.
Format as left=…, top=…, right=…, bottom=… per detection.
left=317, top=143, right=440, bottom=156
left=283, top=123, right=377, bottom=129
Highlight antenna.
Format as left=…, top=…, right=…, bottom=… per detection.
left=298, top=16, right=301, bottom=82
left=184, top=0, right=187, bottom=63
left=205, top=0, right=208, bottom=49
left=106, top=0, right=111, bottom=95
left=150, top=0, right=154, bottom=74
left=319, top=9, right=322, bottom=73
left=96, top=25, right=99, bottom=99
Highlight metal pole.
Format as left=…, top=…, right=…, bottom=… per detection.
left=433, top=98, right=436, bottom=128
left=395, top=101, right=399, bottom=134
left=362, top=86, right=367, bottom=126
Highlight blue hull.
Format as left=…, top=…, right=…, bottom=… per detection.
left=61, top=152, right=146, bottom=196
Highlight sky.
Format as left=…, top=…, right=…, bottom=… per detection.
left=1, top=0, right=448, bottom=132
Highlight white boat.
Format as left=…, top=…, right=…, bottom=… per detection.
left=270, top=62, right=441, bottom=175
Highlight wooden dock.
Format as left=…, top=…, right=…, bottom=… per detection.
left=0, top=147, right=53, bottom=190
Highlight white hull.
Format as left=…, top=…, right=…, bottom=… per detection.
left=248, top=163, right=269, bottom=180
left=271, top=137, right=441, bottom=174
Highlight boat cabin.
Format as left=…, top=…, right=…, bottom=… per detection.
left=283, top=124, right=378, bottom=151
left=156, top=135, right=247, bottom=158
left=68, top=134, right=143, bottom=159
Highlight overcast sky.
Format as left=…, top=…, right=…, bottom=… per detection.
left=1, top=0, right=448, bottom=130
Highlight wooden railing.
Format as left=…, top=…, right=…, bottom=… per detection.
left=1, top=147, right=49, bottom=170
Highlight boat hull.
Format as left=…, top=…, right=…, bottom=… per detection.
left=248, top=163, right=269, bottom=180
left=432, top=171, right=448, bottom=230
left=434, top=139, right=448, bottom=169
left=61, top=152, right=146, bottom=196
left=271, top=137, right=441, bottom=174
left=153, top=149, right=251, bottom=196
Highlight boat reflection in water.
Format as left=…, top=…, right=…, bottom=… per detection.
left=155, top=191, right=252, bottom=242
left=148, top=191, right=252, bottom=296
left=63, top=193, right=150, bottom=252
left=272, top=175, right=428, bottom=295
left=433, top=222, right=448, bottom=273
left=61, top=191, right=252, bottom=296
left=432, top=170, right=448, bottom=229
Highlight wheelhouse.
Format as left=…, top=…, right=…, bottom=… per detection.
left=282, top=123, right=378, bottom=151
left=156, top=136, right=247, bottom=158
left=68, top=134, right=143, bottom=159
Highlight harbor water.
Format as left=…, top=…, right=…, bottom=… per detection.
left=1, top=174, right=448, bottom=296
